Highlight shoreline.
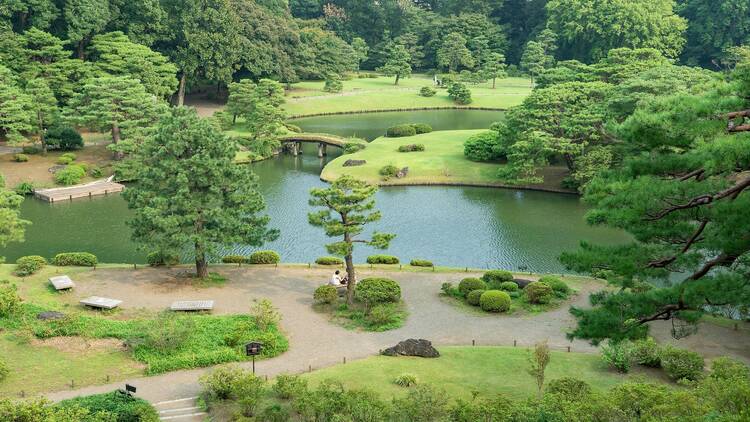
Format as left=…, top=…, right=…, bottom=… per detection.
left=287, top=106, right=506, bottom=120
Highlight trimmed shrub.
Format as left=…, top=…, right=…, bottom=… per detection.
left=13, top=182, right=34, bottom=195
left=479, top=290, right=511, bottom=312
left=146, top=251, right=179, bottom=266
left=47, top=125, right=83, bottom=150
left=631, top=337, right=661, bottom=367
left=314, top=285, right=338, bottom=304
left=323, top=76, right=343, bottom=93
left=547, top=378, right=592, bottom=400
left=539, top=276, right=570, bottom=296
left=366, top=255, right=399, bottom=264
left=393, top=373, right=418, bottom=387
left=343, top=141, right=366, bottom=154
left=386, top=124, right=417, bottom=138
left=409, top=259, right=433, bottom=267
left=660, top=345, right=704, bottom=381
left=221, top=255, right=246, bottom=264
left=419, top=86, right=436, bottom=97
left=458, top=278, right=487, bottom=297
left=316, top=256, right=343, bottom=266
left=355, top=278, right=401, bottom=307
left=61, top=152, right=77, bottom=161
left=466, top=289, right=485, bottom=306
left=22, top=146, right=40, bottom=154
left=448, top=82, right=472, bottom=105
left=498, top=281, right=519, bottom=292
left=0, top=358, right=8, bottom=382
left=89, top=166, right=103, bottom=178
left=441, top=282, right=461, bottom=298
left=57, top=391, right=159, bottom=422
left=12, top=153, right=29, bottom=162
left=367, top=303, right=400, bottom=325
left=601, top=340, right=634, bottom=373
left=379, top=165, right=399, bottom=178
left=398, top=144, right=425, bottom=152
left=0, top=284, right=21, bottom=317
left=525, top=281, right=553, bottom=304
left=14, top=255, right=47, bottom=276
left=710, top=357, right=750, bottom=380
left=248, top=250, right=281, bottom=264
left=52, top=252, right=97, bottom=267
left=482, top=270, right=514, bottom=288
left=464, top=131, right=501, bottom=162
left=54, top=164, right=86, bottom=185
left=412, top=123, right=432, bottom=134
left=273, top=374, right=308, bottom=400
left=56, top=156, right=73, bottom=165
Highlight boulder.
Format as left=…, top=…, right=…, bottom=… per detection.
left=382, top=339, right=439, bottom=358
left=396, top=167, right=409, bottom=178
left=343, top=159, right=366, bottom=167
left=514, top=278, right=533, bottom=289
left=37, top=311, right=66, bottom=320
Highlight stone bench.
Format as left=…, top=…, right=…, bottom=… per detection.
left=49, top=275, right=75, bottom=291
left=170, top=300, right=214, bottom=312
left=80, top=296, right=122, bottom=310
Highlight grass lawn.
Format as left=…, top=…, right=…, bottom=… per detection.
left=320, top=130, right=570, bottom=190
left=284, top=75, right=532, bottom=117
left=302, top=346, right=661, bottom=401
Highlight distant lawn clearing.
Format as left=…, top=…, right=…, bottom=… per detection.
left=320, top=130, right=570, bottom=191
left=284, top=75, right=532, bottom=117
left=302, top=346, right=661, bottom=400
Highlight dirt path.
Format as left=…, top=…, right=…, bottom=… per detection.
left=43, top=266, right=750, bottom=405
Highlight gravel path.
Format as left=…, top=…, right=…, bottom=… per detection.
left=43, top=266, right=750, bottom=405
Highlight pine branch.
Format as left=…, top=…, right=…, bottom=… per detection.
left=646, top=177, right=750, bottom=220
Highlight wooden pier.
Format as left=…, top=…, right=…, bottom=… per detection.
left=34, top=179, right=125, bottom=202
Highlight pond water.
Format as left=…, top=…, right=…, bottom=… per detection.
left=1, top=110, right=629, bottom=273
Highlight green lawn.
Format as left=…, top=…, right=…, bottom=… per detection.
left=320, top=130, right=569, bottom=190
left=284, top=75, right=532, bottom=117
left=302, top=346, right=660, bottom=400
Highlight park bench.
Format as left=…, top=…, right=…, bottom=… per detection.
left=49, top=275, right=75, bottom=291
left=80, top=296, right=122, bottom=310
left=170, top=300, right=214, bottom=312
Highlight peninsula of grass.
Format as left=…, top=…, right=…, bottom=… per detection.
left=301, top=346, right=661, bottom=400
left=321, top=130, right=570, bottom=191
left=283, top=75, right=533, bottom=117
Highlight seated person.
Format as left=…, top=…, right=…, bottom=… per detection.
left=329, top=270, right=343, bottom=286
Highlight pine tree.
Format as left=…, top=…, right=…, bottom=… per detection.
left=377, top=43, right=412, bottom=85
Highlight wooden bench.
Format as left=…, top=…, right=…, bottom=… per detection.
left=49, top=275, right=75, bottom=291
left=170, top=300, right=214, bottom=312
left=80, top=296, right=122, bottom=310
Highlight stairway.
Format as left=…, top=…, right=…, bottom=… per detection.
left=154, top=396, right=206, bottom=421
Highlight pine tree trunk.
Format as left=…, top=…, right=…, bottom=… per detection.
left=177, top=73, right=186, bottom=106
left=195, top=246, right=209, bottom=279
left=111, top=122, right=124, bottom=160
left=492, top=77, right=496, bottom=89
left=77, top=40, right=85, bottom=60
left=395, top=74, right=400, bottom=85
left=344, top=253, right=356, bottom=305
left=38, top=113, right=46, bottom=154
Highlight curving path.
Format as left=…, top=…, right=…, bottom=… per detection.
left=43, top=266, right=750, bottom=408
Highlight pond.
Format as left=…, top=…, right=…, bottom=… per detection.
left=1, top=110, right=629, bottom=273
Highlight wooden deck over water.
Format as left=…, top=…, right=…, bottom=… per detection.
left=34, top=179, right=125, bottom=202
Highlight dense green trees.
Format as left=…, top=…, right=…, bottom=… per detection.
left=0, top=174, right=28, bottom=263
left=377, top=42, right=412, bottom=85
left=124, top=107, right=278, bottom=279
left=678, top=0, right=750, bottom=67
left=226, top=78, right=286, bottom=156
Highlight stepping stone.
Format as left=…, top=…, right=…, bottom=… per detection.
left=80, top=296, right=122, bottom=310
left=49, top=275, right=75, bottom=290
left=37, top=311, right=66, bottom=320
left=170, top=300, right=214, bottom=312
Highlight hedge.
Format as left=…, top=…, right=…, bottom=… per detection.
left=248, top=250, right=281, bottom=264
left=366, top=255, right=400, bottom=264
left=498, top=281, right=519, bottom=292
left=412, top=123, right=432, bottom=134
left=660, top=346, right=704, bottom=381
left=398, top=144, right=425, bottom=152
left=458, top=278, right=487, bottom=297
left=316, top=256, right=343, bottom=266
left=355, top=278, right=401, bottom=307
left=482, top=270, right=514, bottom=288
left=146, top=251, right=179, bottom=266
left=57, top=391, right=159, bottom=422
left=52, top=252, right=97, bottom=267
left=409, top=259, right=433, bottom=267
left=466, top=289, right=485, bottom=306
left=314, top=285, right=338, bottom=304
left=386, top=124, right=417, bottom=138
left=14, top=255, right=47, bottom=276
left=525, top=281, right=553, bottom=304
left=221, top=255, right=246, bottom=264
left=480, top=290, right=511, bottom=312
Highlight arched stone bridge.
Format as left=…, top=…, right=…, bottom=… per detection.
left=279, top=133, right=367, bottom=157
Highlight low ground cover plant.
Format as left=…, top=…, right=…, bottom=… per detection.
left=398, top=143, right=425, bottom=152
left=57, top=391, right=159, bottom=421
left=366, top=254, right=399, bottom=264
left=316, top=256, right=343, bottom=266
left=410, top=259, right=433, bottom=267
left=12, top=153, right=28, bottom=162
left=248, top=250, right=281, bottom=264
left=54, top=164, right=87, bottom=185
left=600, top=337, right=705, bottom=381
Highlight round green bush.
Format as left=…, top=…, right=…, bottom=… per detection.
left=13, top=153, right=29, bottom=162
left=248, top=250, right=281, bottom=264
left=479, top=290, right=511, bottom=312
left=419, top=86, right=436, bottom=97
left=448, top=82, right=472, bottom=105
left=412, top=123, right=432, bottom=134
left=458, top=278, right=487, bottom=297
left=659, top=345, right=704, bottom=381
left=466, top=289, right=485, bottom=306
left=464, top=131, right=502, bottom=162
left=525, top=281, right=554, bottom=304
left=147, top=251, right=179, bottom=266
left=0, top=284, right=21, bottom=317
left=221, top=255, right=246, bottom=264
left=52, top=252, right=97, bottom=266
left=355, top=277, right=401, bottom=306
left=57, top=391, right=159, bottom=421
left=546, top=377, right=592, bottom=400
left=56, top=156, right=73, bottom=165
left=314, top=285, right=338, bottom=304
left=398, top=143, right=425, bottom=152
left=482, top=270, right=514, bottom=288
left=386, top=124, right=417, bottom=138
left=366, top=255, right=399, bottom=264
left=499, top=281, right=519, bottom=292
left=47, top=125, right=83, bottom=150
left=13, top=181, right=34, bottom=195
left=538, top=276, right=570, bottom=296
left=379, top=165, right=399, bottom=178
left=631, top=337, right=661, bottom=367
left=409, top=259, right=433, bottom=267
left=316, top=256, right=343, bottom=266
left=54, top=165, right=86, bottom=185
left=14, top=255, right=47, bottom=276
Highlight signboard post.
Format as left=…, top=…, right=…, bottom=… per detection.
left=245, top=342, right=263, bottom=374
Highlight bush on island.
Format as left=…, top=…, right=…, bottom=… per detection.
left=480, top=290, right=511, bottom=312
left=366, top=255, right=400, bottom=264
left=386, top=124, right=417, bottom=138
left=52, top=252, right=97, bottom=267
left=481, top=270, right=514, bottom=288
left=316, top=256, right=343, bottom=266
left=410, top=259, right=433, bottom=267
left=248, top=250, right=281, bottom=264
left=458, top=278, right=487, bottom=297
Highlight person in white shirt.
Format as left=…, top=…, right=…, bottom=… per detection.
left=329, top=270, right=343, bottom=286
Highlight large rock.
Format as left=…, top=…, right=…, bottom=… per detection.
left=37, top=311, right=65, bottom=320
left=343, top=159, right=366, bottom=167
left=382, top=339, right=439, bottom=358
left=396, top=167, right=409, bottom=178
left=514, top=278, right=533, bottom=289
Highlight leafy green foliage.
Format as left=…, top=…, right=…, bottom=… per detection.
left=479, top=290, right=511, bottom=312
left=14, top=255, right=46, bottom=276
left=57, top=391, right=159, bottom=422
left=437, top=32, right=474, bottom=73
left=466, top=289, right=485, bottom=306
left=0, top=284, right=21, bottom=318
left=631, top=337, right=661, bottom=367
left=393, top=373, right=419, bottom=387
left=12, top=154, right=28, bottom=162
left=316, top=256, right=343, bottom=266
left=499, top=281, right=519, bottom=292
left=314, top=285, right=338, bottom=304
left=54, top=164, right=86, bottom=185
left=524, top=281, right=553, bottom=304
left=458, top=277, right=487, bottom=297
left=46, top=125, right=83, bottom=150
left=377, top=42, right=412, bottom=85
left=366, top=255, right=399, bottom=264
left=250, top=299, right=281, bottom=332
left=447, top=82, right=472, bottom=104
left=52, top=252, right=97, bottom=266
left=410, top=259, right=433, bottom=267
left=323, top=75, right=343, bottom=93
left=273, top=374, right=308, bottom=400
left=419, top=86, right=436, bottom=97
left=248, top=250, right=281, bottom=265
left=481, top=270, right=514, bottom=287
left=146, top=251, right=179, bottom=267
left=600, top=340, right=634, bottom=373
left=464, top=130, right=501, bottom=162
left=659, top=345, right=704, bottom=381
left=355, top=278, right=401, bottom=309
left=0, top=357, right=8, bottom=382
left=386, top=124, right=417, bottom=137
